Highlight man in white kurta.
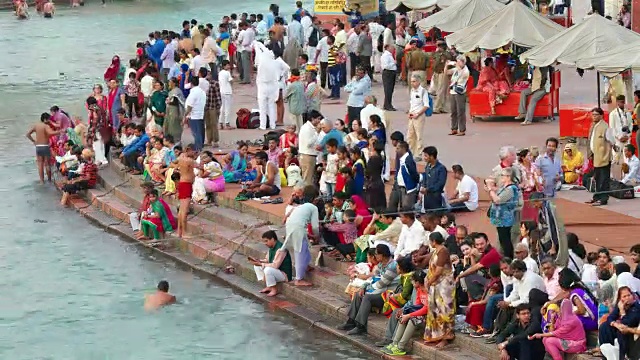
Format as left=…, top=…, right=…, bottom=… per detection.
left=254, top=41, right=289, bottom=130
left=280, top=201, right=319, bottom=286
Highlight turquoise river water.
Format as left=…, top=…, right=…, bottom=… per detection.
left=0, top=1, right=368, bottom=359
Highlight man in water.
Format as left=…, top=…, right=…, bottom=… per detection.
left=172, top=144, right=196, bottom=238
left=26, top=113, right=61, bottom=184
left=42, top=0, right=54, bottom=18
left=16, top=0, right=28, bottom=19
left=144, top=280, right=176, bottom=311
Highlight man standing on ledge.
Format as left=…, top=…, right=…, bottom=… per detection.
left=280, top=185, right=319, bottom=287
left=586, top=107, right=615, bottom=207
left=144, top=280, right=176, bottom=311
left=173, top=144, right=196, bottom=238
left=26, top=113, right=61, bottom=184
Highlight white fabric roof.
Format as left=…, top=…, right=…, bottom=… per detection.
left=520, top=14, right=640, bottom=67
left=575, top=41, right=640, bottom=77
left=445, top=1, right=563, bottom=53
left=386, top=0, right=447, bottom=11
left=416, top=0, right=504, bottom=32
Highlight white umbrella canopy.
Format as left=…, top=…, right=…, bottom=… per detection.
left=575, top=41, right=640, bottom=77
left=520, top=14, right=640, bottom=68
left=416, top=0, right=504, bottom=33
left=445, top=1, right=563, bottom=53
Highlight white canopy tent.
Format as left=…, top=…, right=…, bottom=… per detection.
left=519, top=14, right=640, bottom=67
left=386, top=0, right=455, bottom=12
left=575, top=42, right=640, bottom=77
left=416, top=0, right=504, bottom=33
left=444, top=1, right=563, bottom=53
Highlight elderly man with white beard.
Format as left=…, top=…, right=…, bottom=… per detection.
left=254, top=41, right=290, bottom=130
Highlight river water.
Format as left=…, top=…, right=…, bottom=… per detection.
left=0, top=2, right=367, bottom=359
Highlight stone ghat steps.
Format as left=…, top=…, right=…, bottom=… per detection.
left=87, top=172, right=489, bottom=360
left=100, top=161, right=595, bottom=360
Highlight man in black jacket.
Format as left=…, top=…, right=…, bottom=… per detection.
left=496, top=304, right=546, bottom=360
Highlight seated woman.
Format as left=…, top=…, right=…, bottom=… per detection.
left=337, top=244, right=399, bottom=335
left=594, top=286, right=640, bottom=358
left=533, top=299, right=587, bottom=360
left=192, top=151, right=224, bottom=204
left=222, top=141, right=250, bottom=183
left=383, top=270, right=427, bottom=356
left=138, top=189, right=176, bottom=241
left=476, top=57, right=510, bottom=115
left=143, top=136, right=169, bottom=184
left=562, top=143, right=585, bottom=185
left=552, top=267, right=599, bottom=331
left=355, top=210, right=402, bottom=263
left=465, top=263, right=503, bottom=334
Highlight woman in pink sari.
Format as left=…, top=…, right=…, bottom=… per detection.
left=532, top=299, right=587, bottom=360
left=476, top=57, right=510, bottom=114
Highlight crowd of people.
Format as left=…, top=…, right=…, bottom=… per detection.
left=26, top=2, right=640, bottom=359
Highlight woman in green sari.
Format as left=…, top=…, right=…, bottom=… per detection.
left=354, top=211, right=402, bottom=263
left=139, top=190, right=176, bottom=240
left=164, top=77, right=184, bottom=142
left=149, top=80, right=168, bottom=127
left=222, top=141, right=250, bottom=183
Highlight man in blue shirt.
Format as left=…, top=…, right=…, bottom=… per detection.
left=535, top=137, right=562, bottom=198
left=420, top=146, right=447, bottom=212
left=120, top=124, right=149, bottom=174
left=317, top=119, right=344, bottom=156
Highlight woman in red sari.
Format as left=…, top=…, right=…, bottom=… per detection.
left=350, top=195, right=373, bottom=236
left=476, top=57, right=510, bottom=114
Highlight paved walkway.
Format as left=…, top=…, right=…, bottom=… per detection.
left=178, top=65, right=639, bottom=258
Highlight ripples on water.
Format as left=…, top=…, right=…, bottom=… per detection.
left=0, top=2, right=367, bottom=359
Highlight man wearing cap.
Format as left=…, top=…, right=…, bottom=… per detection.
left=404, top=39, right=429, bottom=91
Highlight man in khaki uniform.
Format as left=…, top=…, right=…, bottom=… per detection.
left=431, top=41, right=453, bottom=113
left=405, top=39, right=430, bottom=91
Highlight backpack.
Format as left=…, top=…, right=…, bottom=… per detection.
left=420, top=88, right=433, bottom=117
left=308, top=27, right=319, bottom=47
left=235, top=108, right=252, bottom=129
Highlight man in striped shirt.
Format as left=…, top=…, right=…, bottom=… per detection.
left=60, top=148, right=98, bottom=207
left=326, top=35, right=342, bottom=100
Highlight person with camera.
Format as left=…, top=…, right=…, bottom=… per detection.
left=609, top=94, right=633, bottom=166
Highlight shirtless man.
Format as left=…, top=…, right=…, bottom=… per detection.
left=172, top=144, right=196, bottom=238
left=144, top=280, right=176, bottom=311
left=42, top=0, right=54, bottom=18
left=26, top=113, right=61, bottom=184
left=16, top=0, right=28, bottom=19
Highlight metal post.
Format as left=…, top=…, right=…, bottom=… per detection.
left=597, top=71, right=601, bottom=108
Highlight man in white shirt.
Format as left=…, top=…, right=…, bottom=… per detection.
left=498, top=260, right=546, bottom=309
left=622, top=144, right=640, bottom=185
left=160, top=36, right=176, bottom=82
left=380, top=44, right=397, bottom=111
left=314, top=28, right=330, bottom=89
left=239, top=22, right=255, bottom=84
left=407, top=73, right=430, bottom=159
left=218, top=60, right=233, bottom=129
left=255, top=41, right=288, bottom=130
left=447, top=164, right=478, bottom=212
left=346, top=27, right=360, bottom=79
left=298, top=110, right=322, bottom=186
left=514, top=243, right=539, bottom=274
left=395, top=211, right=425, bottom=259
left=359, top=95, right=385, bottom=130
left=368, top=20, right=385, bottom=74
left=140, top=70, right=155, bottom=122
left=382, top=22, right=394, bottom=49
left=201, top=28, right=220, bottom=80
left=184, top=77, right=207, bottom=151
left=609, top=94, right=633, bottom=164
left=288, top=14, right=305, bottom=48
left=189, top=48, right=208, bottom=73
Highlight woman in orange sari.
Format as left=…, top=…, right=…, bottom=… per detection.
left=476, top=57, right=510, bottom=114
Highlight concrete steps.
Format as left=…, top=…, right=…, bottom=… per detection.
left=90, top=160, right=597, bottom=360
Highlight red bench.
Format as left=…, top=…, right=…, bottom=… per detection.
left=469, top=70, right=561, bottom=121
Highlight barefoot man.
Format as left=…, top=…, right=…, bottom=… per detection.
left=42, top=0, right=54, bottom=18
left=26, top=113, right=61, bottom=184
left=249, top=230, right=293, bottom=297
left=279, top=185, right=319, bottom=287
left=144, top=280, right=176, bottom=311
left=173, top=144, right=196, bottom=238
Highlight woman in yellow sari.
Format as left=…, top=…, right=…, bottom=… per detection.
left=424, top=232, right=456, bottom=348
left=143, top=136, right=169, bottom=184
left=562, top=143, right=584, bottom=185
